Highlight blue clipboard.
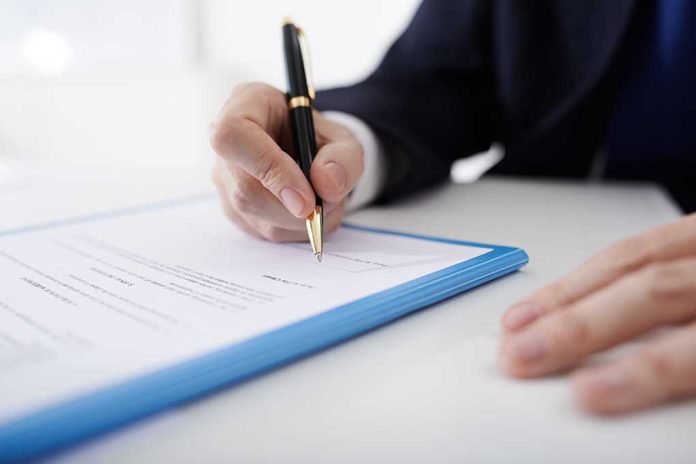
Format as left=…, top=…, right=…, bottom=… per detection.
left=0, top=197, right=528, bottom=462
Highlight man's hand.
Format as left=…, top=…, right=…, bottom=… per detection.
left=209, top=83, right=364, bottom=242
left=499, top=214, right=696, bottom=415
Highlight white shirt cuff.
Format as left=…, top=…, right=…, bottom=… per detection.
left=323, top=111, right=387, bottom=212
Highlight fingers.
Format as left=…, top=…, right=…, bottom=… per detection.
left=572, top=321, right=696, bottom=415
left=210, top=82, right=361, bottom=241
left=217, top=163, right=342, bottom=227
left=212, top=166, right=262, bottom=240
left=210, top=83, right=316, bottom=218
left=239, top=199, right=345, bottom=243
left=220, top=166, right=305, bottom=230
left=498, top=257, right=696, bottom=378
left=213, top=161, right=345, bottom=242
left=502, top=213, right=696, bottom=332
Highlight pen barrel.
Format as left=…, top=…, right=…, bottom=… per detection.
left=283, top=23, right=309, bottom=97
left=289, top=106, right=322, bottom=206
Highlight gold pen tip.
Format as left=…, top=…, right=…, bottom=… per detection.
left=283, top=16, right=294, bottom=26
left=316, top=253, right=322, bottom=263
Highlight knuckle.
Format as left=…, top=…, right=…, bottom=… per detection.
left=649, top=226, right=672, bottom=253
left=597, top=235, right=650, bottom=275
left=231, top=82, right=249, bottom=95
left=638, top=348, right=675, bottom=382
left=231, top=82, right=283, bottom=112
left=546, top=280, right=574, bottom=307
left=256, top=151, right=284, bottom=190
left=228, top=185, right=254, bottom=214
left=640, top=263, right=690, bottom=304
left=209, top=124, right=225, bottom=154
left=551, top=310, right=591, bottom=350
left=260, top=225, right=286, bottom=243
left=209, top=118, right=238, bottom=155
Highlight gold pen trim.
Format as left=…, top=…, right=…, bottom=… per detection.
left=306, top=205, right=323, bottom=260
left=288, top=96, right=312, bottom=109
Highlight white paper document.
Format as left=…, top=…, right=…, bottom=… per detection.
left=0, top=199, right=489, bottom=423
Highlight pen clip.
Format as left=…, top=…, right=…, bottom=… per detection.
left=296, top=27, right=316, bottom=101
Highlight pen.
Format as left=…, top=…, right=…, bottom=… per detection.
left=282, top=18, right=323, bottom=262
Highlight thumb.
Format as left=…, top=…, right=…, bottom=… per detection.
left=310, top=140, right=364, bottom=204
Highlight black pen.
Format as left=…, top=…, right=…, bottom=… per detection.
left=282, top=18, right=323, bottom=262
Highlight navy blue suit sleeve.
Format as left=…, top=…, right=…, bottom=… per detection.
left=315, top=0, right=495, bottom=203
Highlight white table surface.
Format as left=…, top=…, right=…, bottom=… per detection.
left=24, top=175, right=693, bottom=464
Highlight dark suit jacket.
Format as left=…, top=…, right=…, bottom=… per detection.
left=316, top=0, right=695, bottom=212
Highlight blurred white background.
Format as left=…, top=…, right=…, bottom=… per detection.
left=0, top=0, right=496, bottom=195
left=0, top=0, right=419, bottom=169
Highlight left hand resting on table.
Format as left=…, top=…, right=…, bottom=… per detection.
left=498, top=213, right=696, bottom=415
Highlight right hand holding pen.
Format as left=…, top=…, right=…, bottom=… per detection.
left=210, top=83, right=364, bottom=242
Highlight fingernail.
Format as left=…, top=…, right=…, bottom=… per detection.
left=280, top=187, right=305, bottom=217
left=505, top=331, right=545, bottom=363
left=503, top=301, right=540, bottom=331
left=324, top=162, right=347, bottom=192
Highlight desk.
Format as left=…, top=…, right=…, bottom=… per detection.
left=44, top=176, right=694, bottom=463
